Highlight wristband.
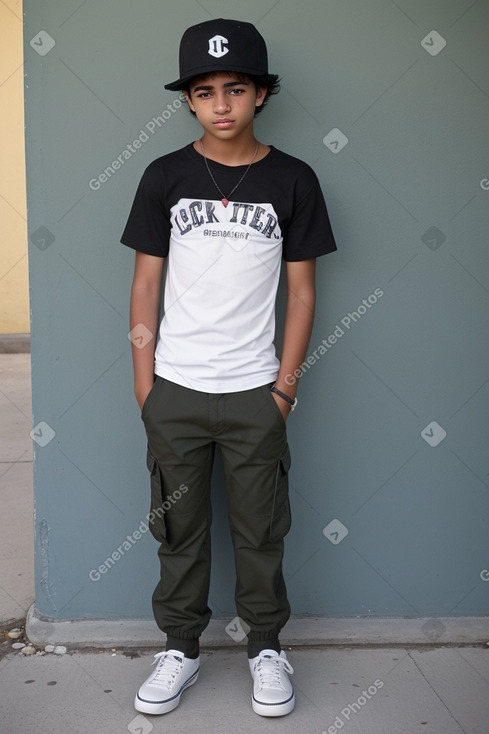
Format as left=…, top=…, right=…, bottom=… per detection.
left=270, top=386, right=298, bottom=411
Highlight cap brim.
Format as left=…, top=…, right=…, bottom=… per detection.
left=164, top=63, right=269, bottom=91
left=164, top=78, right=185, bottom=91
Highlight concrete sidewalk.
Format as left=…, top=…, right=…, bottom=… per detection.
left=1, top=353, right=489, bottom=734
left=1, top=644, right=489, bottom=734
left=0, top=353, right=34, bottom=623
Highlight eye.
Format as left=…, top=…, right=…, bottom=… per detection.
left=229, top=88, right=245, bottom=95
left=196, top=91, right=212, bottom=99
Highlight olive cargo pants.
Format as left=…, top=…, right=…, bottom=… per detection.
left=141, top=377, right=292, bottom=652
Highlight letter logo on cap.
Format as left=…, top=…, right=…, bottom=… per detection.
left=208, top=34, right=229, bottom=58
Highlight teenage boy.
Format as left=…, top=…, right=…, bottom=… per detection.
left=121, top=18, right=336, bottom=718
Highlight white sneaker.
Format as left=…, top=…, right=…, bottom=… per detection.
left=134, top=650, right=199, bottom=715
left=249, top=649, right=295, bottom=716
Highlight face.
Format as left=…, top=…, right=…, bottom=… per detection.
left=184, top=72, right=267, bottom=142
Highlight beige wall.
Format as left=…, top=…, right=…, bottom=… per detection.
left=0, top=0, right=29, bottom=334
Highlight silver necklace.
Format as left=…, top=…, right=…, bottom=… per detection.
left=199, top=139, right=260, bottom=207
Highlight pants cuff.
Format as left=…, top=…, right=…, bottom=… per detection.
left=165, top=635, right=200, bottom=659
left=247, top=637, right=281, bottom=658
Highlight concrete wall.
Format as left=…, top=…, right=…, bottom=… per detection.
left=25, top=0, right=489, bottom=622
left=0, top=0, right=29, bottom=334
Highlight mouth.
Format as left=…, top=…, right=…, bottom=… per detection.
left=213, top=119, right=234, bottom=128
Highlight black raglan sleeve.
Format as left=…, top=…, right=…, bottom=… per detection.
left=282, top=165, right=337, bottom=261
left=121, top=159, right=170, bottom=257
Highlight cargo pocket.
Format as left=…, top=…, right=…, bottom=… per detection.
left=146, top=449, right=168, bottom=544
left=269, top=443, right=292, bottom=542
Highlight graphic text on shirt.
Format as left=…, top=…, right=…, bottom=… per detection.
left=172, top=199, right=280, bottom=239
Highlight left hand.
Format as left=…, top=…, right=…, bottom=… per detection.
left=271, top=390, right=291, bottom=424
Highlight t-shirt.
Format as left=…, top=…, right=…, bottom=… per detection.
left=121, top=143, right=337, bottom=392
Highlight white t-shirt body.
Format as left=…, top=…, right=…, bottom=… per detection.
left=122, top=144, right=336, bottom=392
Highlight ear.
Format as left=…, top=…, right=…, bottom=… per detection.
left=182, top=90, right=195, bottom=113
left=255, top=85, right=267, bottom=108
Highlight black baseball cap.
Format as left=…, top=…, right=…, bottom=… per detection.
left=164, top=18, right=270, bottom=91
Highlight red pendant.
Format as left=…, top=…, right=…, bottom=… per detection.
left=222, top=198, right=229, bottom=207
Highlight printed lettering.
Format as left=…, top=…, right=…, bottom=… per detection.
left=229, top=203, right=254, bottom=225
left=174, top=209, right=191, bottom=235
left=249, top=206, right=266, bottom=232
left=205, top=201, right=219, bottom=223
left=173, top=199, right=281, bottom=239
left=189, top=201, right=204, bottom=227
left=261, top=213, right=278, bottom=238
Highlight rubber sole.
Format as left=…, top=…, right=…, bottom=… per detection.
left=252, top=690, right=295, bottom=717
left=134, top=669, right=199, bottom=715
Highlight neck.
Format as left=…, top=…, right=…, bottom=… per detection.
left=196, top=134, right=260, bottom=166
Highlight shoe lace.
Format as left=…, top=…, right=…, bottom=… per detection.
left=255, top=653, right=294, bottom=690
left=150, top=651, right=184, bottom=689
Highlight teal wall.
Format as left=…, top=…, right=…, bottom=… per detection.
left=25, top=0, right=489, bottom=621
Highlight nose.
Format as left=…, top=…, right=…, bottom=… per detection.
left=213, top=92, right=231, bottom=113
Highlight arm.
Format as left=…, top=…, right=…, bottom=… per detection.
left=272, top=258, right=317, bottom=422
left=129, top=251, right=165, bottom=410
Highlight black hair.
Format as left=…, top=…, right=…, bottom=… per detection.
left=182, top=72, right=280, bottom=117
